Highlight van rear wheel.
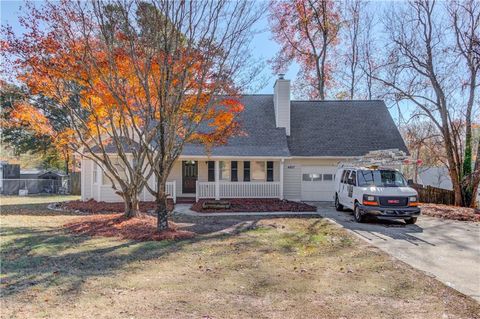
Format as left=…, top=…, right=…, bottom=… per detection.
left=335, top=195, right=344, bottom=211
left=354, top=204, right=365, bottom=223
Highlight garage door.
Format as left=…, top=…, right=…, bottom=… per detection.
left=301, top=166, right=336, bottom=201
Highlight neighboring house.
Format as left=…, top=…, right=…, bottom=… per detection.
left=1, top=169, right=68, bottom=195
left=417, top=167, right=453, bottom=190
left=418, top=166, right=480, bottom=206
left=80, top=76, right=408, bottom=203
left=20, top=169, right=45, bottom=180
left=0, top=163, right=20, bottom=194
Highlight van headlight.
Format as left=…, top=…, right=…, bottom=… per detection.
left=408, top=196, right=419, bottom=207
left=363, top=194, right=378, bottom=206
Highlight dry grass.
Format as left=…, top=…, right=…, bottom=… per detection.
left=0, top=195, right=80, bottom=206
left=1, top=198, right=479, bottom=319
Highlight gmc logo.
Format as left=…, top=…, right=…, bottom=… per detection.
left=388, top=199, right=400, bottom=204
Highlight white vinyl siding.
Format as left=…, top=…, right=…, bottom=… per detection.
left=283, top=160, right=302, bottom=200
left=283, top=158, right=347, bottom=201
left=81, top=158, right=93, bottom=200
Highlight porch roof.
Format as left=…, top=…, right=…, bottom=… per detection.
left=182, top=95, right=290, bottom=157
left=89, top=95, right=290, bottom=157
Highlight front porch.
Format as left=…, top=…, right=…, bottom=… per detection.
left=169, top=158, right=285, bottom=201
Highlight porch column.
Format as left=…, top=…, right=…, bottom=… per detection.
left=279, top=159, right=284, bottom=200
left=214, top=160, right=220, bottom=200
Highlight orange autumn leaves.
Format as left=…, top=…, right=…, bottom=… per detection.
left=8, top=102, right=53, bottom=136
left=3, top=14, right=244, bottom=154
left=269, top=0, right=340, bottom=99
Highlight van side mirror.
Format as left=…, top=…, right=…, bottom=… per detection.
left=407, top=179, right=414, bottom=186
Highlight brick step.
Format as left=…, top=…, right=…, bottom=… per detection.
left=176, top=197, right=196, bottom=204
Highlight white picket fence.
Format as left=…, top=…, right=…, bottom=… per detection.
left=165, top=181, right=176, bottom=203
left=196, top=181, right=281, bottom=201
left=196, top=181, right=216, bottom=200
left=133, top=181, right=178, bottom=203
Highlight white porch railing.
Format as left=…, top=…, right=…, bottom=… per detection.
left=166, top=181, right=176, bottom=203
left=196, top=181, right=216, bottom=201
left=196, top=181, right=281, bottom=201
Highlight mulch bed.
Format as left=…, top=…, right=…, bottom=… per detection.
left=65, top=214, right=195, bottom=241
left=421, top=203, right=480, bottom=222
left=63, top=199, right=174, bottom=214
left=191, top=198, right=317, bottom=213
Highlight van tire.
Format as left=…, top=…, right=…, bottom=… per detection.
left=353, top=204, right=365, bottom=223
left=335, top=194, right=344, bottom=211
left=405, top=217, right=417, bottom=225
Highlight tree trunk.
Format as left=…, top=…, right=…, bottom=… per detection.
left=156, top=182, right=169, bottom=231
left=124, top=195, right=141, bottom=218
left=414, top=147, right=420, bottom=183
left=156, top=196, right=169, bottom=231
left=469, top=144, right=480, bottom=208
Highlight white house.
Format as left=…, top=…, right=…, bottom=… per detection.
left=81, top=76, right=408, bottom=203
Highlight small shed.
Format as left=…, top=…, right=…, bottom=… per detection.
left=38, top=171, right=68, bottom=193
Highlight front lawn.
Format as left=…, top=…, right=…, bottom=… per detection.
left=0, top=194, right=80, bottom=206
left=1, top=198, right=479, bottom=318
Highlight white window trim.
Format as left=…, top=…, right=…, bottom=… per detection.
left=93, top=163, right=98, bottom=185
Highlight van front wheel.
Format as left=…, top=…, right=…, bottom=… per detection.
left=335, top=195, right=344, bottom=211
left=354, top=204, right=365, bottom=223
left=405, top=217, right=417, bottom=225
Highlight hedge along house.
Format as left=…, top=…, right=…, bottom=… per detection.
left=81, top=75, right=408, bottom=203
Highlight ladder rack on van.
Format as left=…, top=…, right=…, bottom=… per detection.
left=337, top=149, right=409, bottom=170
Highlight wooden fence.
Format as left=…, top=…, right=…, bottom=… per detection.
left=411, top=183, right=455, bottom=205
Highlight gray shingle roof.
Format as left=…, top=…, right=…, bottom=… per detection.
left=90, top=97, right=407, bottom=158
left=287, top=100, right=408, bottom=156
left=90, top=137, right=139, bottom=154
left=182, top=95, right=290, bottom=157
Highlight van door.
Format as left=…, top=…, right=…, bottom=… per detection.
left=339, top=169, right=350, bottom=205
left=346, top=170, right=357, bottom=208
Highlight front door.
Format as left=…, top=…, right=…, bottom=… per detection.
left=182, top=161, right=198, bottom=193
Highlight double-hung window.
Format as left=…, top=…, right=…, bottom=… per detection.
left=252, top=161, right=266, bottom=181
left=243, top=161, right=251, bottom=181
left=220, top=161, right=230, bottom=181
left=266, top=161, right=274, bottom=182
left=231, top=161, right=238, bottom=182
left=207, top=161, right=215, bottom=182
left=93, top=163, right=98, bottom=184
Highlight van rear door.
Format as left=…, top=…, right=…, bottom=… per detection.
left=339, top=169, right=350, bottom=205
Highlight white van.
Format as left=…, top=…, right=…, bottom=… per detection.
left=334, top=166, right=420, bottom=224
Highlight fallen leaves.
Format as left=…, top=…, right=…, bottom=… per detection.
left=191, top=198, right=317, bottom=213
left=65, top=214, right=195, bottom=241
left=63, top=199, right=174, bottom=214
left=420, top=203, right=480, bottom=222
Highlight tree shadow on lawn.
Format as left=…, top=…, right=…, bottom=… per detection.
left=0, top=213, right=317, bottom=298
left=0, top=202, right=100, bottom=216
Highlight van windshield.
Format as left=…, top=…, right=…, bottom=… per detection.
left=357, top=170, right=407, bottom=187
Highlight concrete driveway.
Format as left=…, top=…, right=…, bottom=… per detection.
left=314, top=202, right=480, bottom=302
